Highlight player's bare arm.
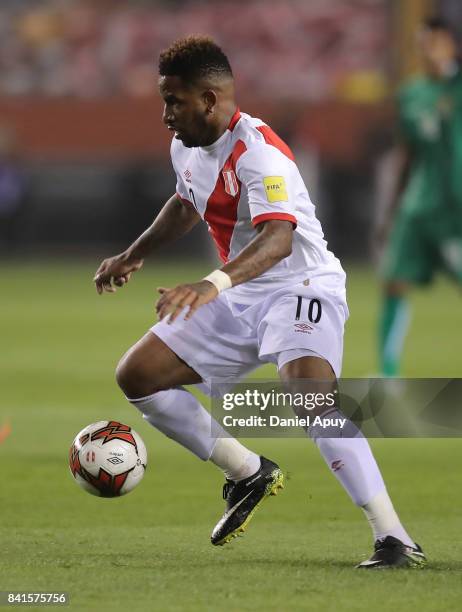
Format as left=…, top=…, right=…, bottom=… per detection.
left=374, top=142, right=413, bottom=248
left=156, top=219, right=293, bottom=322
left=94, top=194, right=200, bottom=294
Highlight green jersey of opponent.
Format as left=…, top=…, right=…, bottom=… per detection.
left=398, top=68, right=462, bottom=218
left=379, top=17, right=462, bottom=377
left=384, top=65, right=462, bottom=285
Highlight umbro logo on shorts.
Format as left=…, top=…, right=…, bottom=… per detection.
left=294, top=323, right=313, bottom=334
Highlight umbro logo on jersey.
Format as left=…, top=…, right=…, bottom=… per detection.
left=222, top=169, right=239, bottom=197
left=184, top=168, right=192, bottom=183
left=331, top=460, right=344, bottom=472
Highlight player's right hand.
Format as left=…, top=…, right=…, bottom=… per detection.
left=93, top=252, right=144, bottom=294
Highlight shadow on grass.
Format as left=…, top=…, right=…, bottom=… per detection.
left=76, top=554, right=462, bottom=574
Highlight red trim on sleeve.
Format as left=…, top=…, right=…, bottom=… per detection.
left=227, top=108, right=241, bottom=132
left=256, top=125, right=295, bottom=161
left=252, top=212, right=297, bottom=228
left=176, top=192, right=193, bottom=207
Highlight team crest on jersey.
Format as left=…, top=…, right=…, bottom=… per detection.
left=222, top=169, right=239, bottom=197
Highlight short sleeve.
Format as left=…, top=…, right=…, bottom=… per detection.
left=236, top=144, right=297, bottom=228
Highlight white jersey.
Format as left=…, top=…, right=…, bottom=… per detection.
left=172, top=109, right=345, bottom=304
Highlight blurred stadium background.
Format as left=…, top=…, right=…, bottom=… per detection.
left=2, top=3, right=462, bottom=610
left=1, top=0, right=460, bottom=260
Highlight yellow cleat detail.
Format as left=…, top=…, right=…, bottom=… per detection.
left=213, top=465, right=285, bottom=546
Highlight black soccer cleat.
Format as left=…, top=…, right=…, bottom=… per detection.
left=211, top=456, right=284, bottom=546
left=356, top=535, right=427, bottom=569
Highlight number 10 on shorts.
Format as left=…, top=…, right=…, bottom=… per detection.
left=295, top=296, right=322, bottom=323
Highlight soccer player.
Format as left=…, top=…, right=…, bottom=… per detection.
left=377, top=17, right=462, bottom=376
left=94, top=36, right=425, bottom=568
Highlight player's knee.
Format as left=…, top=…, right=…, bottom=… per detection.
left=115, top=351, right=160, bottom=399
left=115, top=355, right=139, bottom=397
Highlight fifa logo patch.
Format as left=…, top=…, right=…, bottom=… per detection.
left=263, top=176, right=288, bottom=203
left=222, top=169, right=239, bottom=197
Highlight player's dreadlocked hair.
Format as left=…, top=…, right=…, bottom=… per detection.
left=159, top=36, right=233, bottom=84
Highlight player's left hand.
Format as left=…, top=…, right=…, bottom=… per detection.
left=156, top=280, right=218, bottom=324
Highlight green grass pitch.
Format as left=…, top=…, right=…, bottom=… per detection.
left=1, top=261, right=461, bottom=611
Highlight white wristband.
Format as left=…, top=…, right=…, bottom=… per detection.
left=203, top=269, right=232, bottom=293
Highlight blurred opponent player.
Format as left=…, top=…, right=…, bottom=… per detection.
left=376, top=17, right=462, bottom=376
left=94, top=36, right=425, bottom=568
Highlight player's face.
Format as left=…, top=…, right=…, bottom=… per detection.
left=419, top=28, right=458, bottom=76
left=159, top=76, right=212, bottom=148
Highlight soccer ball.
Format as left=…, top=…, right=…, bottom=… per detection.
left=69, top=420, right=147, bottom=497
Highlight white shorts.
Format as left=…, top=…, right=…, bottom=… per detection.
left=151, top=275, right=349, bottom=394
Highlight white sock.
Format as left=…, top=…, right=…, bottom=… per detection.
left=210, top=437, right=261, bottom=482
left=310, top=409, right=414, bottom=545
left=311, top=421, right=385, bottom=506
left=362, top=489, right=415, bottom=547
left=128, top=387, right=259, bottom=480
